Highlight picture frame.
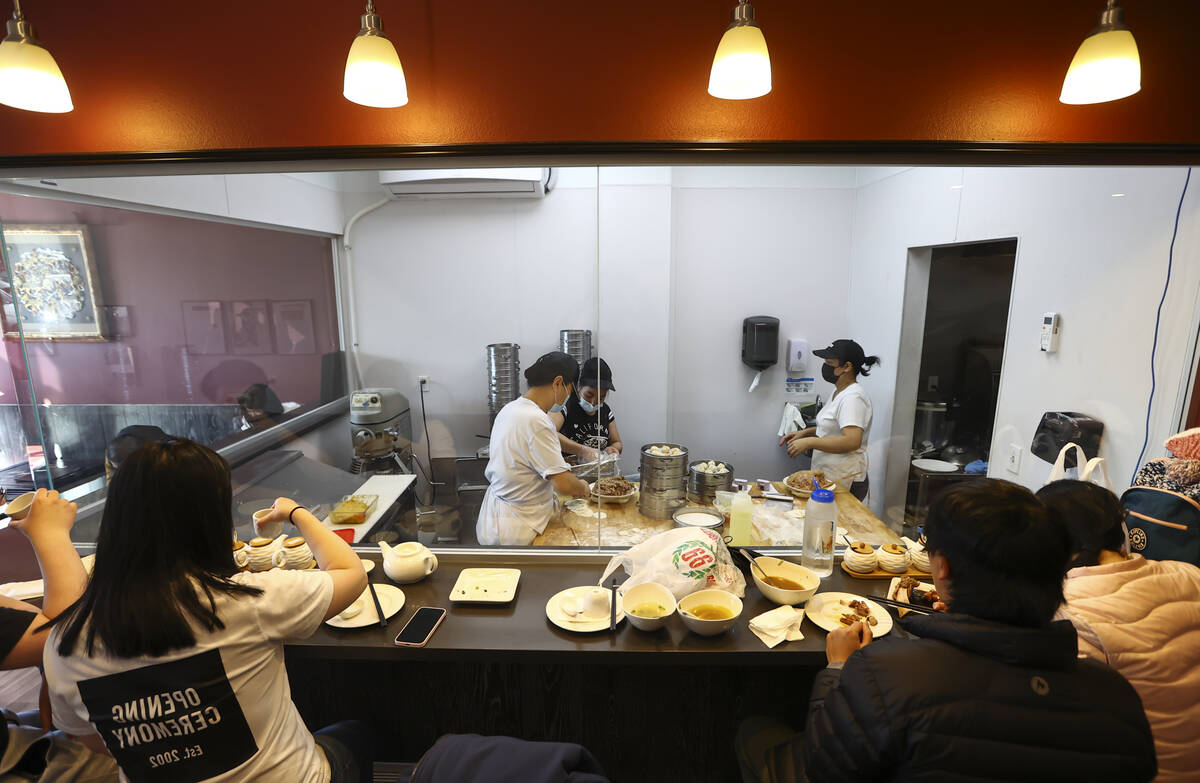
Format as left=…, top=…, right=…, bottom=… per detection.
left=270, top=299, right=317, bottom=355
left=181, top=300, right=227, bottom=355
left=1, top=224, right=106, bottom=341
left=229, top=299, right=272, bottom=355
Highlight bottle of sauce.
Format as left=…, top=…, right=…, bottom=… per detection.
left=803, top=487, right=837, bottom=577
left=729, top=490, right=753, bottom=546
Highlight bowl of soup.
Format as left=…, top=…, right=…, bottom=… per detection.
left=751, top=557, right=820, bottom=606
left=622, top=582, right=677, bottom=631
left=678, top=588, right=743, bottom=636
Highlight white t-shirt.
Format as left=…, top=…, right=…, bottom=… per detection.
left=811, top=382, right=873, bottom=483
left=44, top=569, right=334, bottom=783
left=478, top=397, right=571, bottom=546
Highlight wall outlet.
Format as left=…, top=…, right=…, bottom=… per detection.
left=418, top=375, right=430, bottom=386
left=1006, top=444, right=1022, bottom=474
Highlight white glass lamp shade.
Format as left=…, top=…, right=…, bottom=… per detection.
left=708, top=24, right=771, bottom=100
left=0, top=37, right=72, bottom=113
left=1060, top=28, right=1140, bottom=104
left=344, top=33, right=408, bottom=108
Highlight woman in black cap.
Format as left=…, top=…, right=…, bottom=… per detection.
left=780, top=339, right=879, bottom=500
left=551, top=357, right=624, bottom=463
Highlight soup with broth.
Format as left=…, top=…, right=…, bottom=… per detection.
left=688, top=604, right=734, bottom=621
left=762, top=575, right=808, bottom=591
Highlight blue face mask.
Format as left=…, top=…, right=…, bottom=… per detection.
left=549, top=385, right=568, bottom=414
left=577, top=396, right=599, bottom=415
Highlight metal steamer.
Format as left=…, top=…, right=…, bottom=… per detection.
left=559, top=329, right=593, bottom=367
left=487, top=343, right=521, bottom=425
left=638, top=443, right=689, bottom=520
left=688, top=460, right=734, bottom=504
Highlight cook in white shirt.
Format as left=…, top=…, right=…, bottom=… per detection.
left=477, top=351, right=591, bottom=546
left=780, top=339, right=878, bottom=501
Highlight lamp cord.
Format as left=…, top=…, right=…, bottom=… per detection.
left=1132, top=167, right=1192, bottom=485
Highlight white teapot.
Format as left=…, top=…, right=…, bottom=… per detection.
left=379, top=541, right=438, bottom=584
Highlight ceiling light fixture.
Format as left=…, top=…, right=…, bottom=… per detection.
left=1060, top=0, right=1140, bottom=105
left=708, top=0, right=771, bottom=100
left=0, top=0, right=72, bottom=113
left=343, top=0, right=408, bottom=108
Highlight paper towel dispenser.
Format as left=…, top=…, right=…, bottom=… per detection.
left=742, top=316, right=780, bottom=371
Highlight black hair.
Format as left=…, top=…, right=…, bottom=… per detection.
left=237, top=383, right=283, bottom=418
left=51, top=438, right=262, bottom=658
left=105, top=425, right=168, bottom=469
left=923, top=479, right=1070, bottom=627
left=524, top=351, right=579, bottom=388
left=1036, top=480, right=1127, bottom=569
left=854, top=355, right=881, bottom=377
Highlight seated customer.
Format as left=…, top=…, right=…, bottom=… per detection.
left=1038, top=479, right=1200, bottom=782
left=104, top=425, right=168, bottom=481
left=736, top=479, right=1157, bottom=783
left=41, top=438, right=373, bottom=783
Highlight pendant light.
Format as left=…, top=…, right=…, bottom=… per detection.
left=1060, top=0, right=1140, bottom=105
left=708, top=0, right=771, bottom=100
left=343, top=0, right=408, bottom=108
left=0, top=0, right=72, bottom=113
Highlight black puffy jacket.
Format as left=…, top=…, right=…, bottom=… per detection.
left=799, top=613, right=1156, bottom=782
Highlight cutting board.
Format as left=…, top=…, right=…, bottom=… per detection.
left=841, top=562, right=932, bottom=580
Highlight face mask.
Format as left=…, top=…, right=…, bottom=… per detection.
left=550, top=384, right=568, bottom=414
left=578, top=395, right=599, bottom=415
left=821, top=364, right=839, bottom=384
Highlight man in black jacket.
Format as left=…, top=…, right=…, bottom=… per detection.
left=736, top=479, right=1157, bottom=783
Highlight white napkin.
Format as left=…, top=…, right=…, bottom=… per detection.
left=749, top=605, right=806, bottom=649
left=777, top=402, right=805, bottom=438
left=0, top=554, right=96, bottom=601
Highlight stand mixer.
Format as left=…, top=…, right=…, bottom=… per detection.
left=349, top=388, right=414, bottom=475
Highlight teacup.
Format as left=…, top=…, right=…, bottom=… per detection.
left=564, top=587, right=612, bottom=620
left=379, top=541, right=438, bottom=584
left=2, top=492, right=36, bottom=522
left=272, top=536, right=314, bottom=570
left=244, top=536, right=283, bottom=572
left=253, top=509, right=283, bottom=540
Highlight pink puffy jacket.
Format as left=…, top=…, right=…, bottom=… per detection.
left=1060, top=555, right=1200, bottom=782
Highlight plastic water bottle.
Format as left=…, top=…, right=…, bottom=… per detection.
left=803, top=487, right=837, bottom=577
left=729, top=491, right=753, bottom=546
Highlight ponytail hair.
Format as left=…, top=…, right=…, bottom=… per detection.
left=858, top=355, right=881, bottom=376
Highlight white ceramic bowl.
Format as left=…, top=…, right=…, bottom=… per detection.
left=622, top=582, right=677, bottom=631
left=678, top=588, right=743, bottom=636
left=751, top=558, right=821, bottom=606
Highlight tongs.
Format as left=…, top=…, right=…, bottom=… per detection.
left=569, top=451, right=621, bottom=476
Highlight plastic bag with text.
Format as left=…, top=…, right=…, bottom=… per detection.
left=598, top=527, right=746, bottom=600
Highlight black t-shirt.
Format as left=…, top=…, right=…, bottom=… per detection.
left=558, top=393, right=615, bottom=454
left=0, top=604, right=37, bottom=663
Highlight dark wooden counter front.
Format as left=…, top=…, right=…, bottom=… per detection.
left=289, top=552, right=896, bottom=665
left=286, top=552, right=905, bottom=781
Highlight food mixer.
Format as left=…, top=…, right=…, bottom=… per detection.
left=349, top=387, right=414, bottom=475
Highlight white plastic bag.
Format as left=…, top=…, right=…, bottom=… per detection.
left=598, top=527, right=746, bottom=599
left=1046, top=443, right=1113, bottom=491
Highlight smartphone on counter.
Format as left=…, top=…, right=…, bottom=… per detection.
left=393, top=607, right=446, bottom=648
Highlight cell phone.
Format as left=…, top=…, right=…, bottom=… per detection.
left=393, top=606, right=446, bottom=648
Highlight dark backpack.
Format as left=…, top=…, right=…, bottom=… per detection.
left=1121, top=486, right=1200, bottom=566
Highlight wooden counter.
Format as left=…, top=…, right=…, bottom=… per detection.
left=531, top=491, right=901, bottom=548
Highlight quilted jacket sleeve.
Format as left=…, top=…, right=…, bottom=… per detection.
left=802, top=655, right=895, bottom=782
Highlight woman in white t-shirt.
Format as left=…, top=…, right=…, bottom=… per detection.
left=780, top=339, right=878, bottom=501
left=477, top=351, right=591, bottom=546
left=41, top=438, right=371, bottom=783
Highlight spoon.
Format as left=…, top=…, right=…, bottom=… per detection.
left=737, top=547, right=770, bottom=582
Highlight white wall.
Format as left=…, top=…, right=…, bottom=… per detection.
left=849, top=166, right=1200, bottom=521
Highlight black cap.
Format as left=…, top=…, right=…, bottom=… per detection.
left=579, top=357, right=615, bottom=391
left=813, top=339, right=866, bottom=367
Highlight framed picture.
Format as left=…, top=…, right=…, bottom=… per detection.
left=270, top=299, right=317, bottom=354
left=229, top=299, right=271, bottom=355
left=181, top=300, right=227, bottom=355
left=1, top=224, right=105, bottom=341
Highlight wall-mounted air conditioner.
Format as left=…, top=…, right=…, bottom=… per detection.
left=378, top=168, right=555, bottom=199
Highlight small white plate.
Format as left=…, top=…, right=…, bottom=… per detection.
left=804, top=592, right=892, bottom=637
left=361, top=558, right=375, bottom=574
left=450, top=568, right=521, bottom=604
left=911, top=458, right=960, bottom=473
left=546, top=586, right=624, bottom=633
left=325, top=583, right=404, bottom=629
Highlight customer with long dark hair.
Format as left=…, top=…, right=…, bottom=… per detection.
left=1038, top=479, right=1200, bottom=782
left=42, top=438, right=372, bottom=783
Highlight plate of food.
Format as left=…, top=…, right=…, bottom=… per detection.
left=590, top=476, right=638, bottom=504
left=783, top=470, right=849, bottom=498
left=803, top=591, right=893, bottom=636
left=888, top=576, right=940, bottom=613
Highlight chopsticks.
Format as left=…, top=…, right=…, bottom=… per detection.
left=871, top=596, right=938, bottom=615
left=366, top=580, right=387, bottom=628
left=609, top=579, right=617, bottom=631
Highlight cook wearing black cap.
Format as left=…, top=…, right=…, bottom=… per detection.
left=551, top=356, right=624, bottom=463
left=779, top=339, right=880, bottom=501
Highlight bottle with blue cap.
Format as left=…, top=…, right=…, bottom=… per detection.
left=802, top=481, right=837, bottom=577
